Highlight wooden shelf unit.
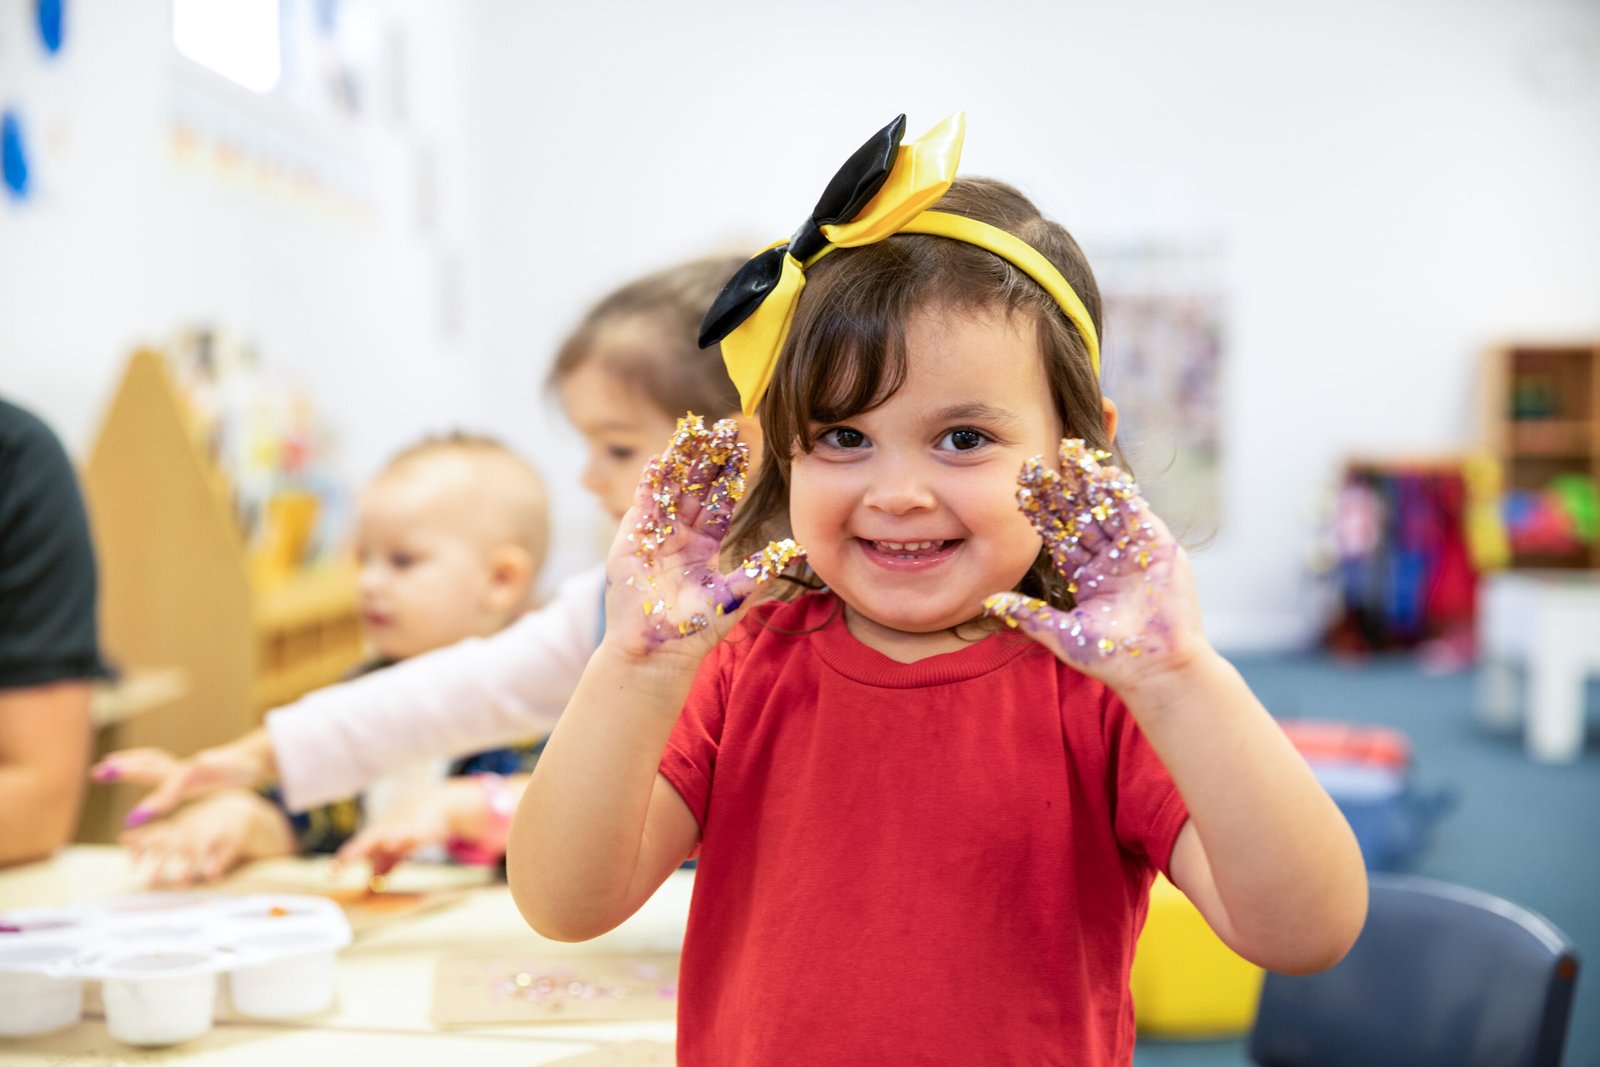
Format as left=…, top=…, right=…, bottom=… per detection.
left=1482, top=342, right=1600, bottom=570
left=77, top=350, right=365, bottom=841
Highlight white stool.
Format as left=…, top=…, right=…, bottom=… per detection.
left=1477, top=571, right=1600, bottom=762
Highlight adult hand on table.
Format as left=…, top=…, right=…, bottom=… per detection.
left=120, top=788, right=296, bottom=886
left=91, top=729, right=277, bottom=829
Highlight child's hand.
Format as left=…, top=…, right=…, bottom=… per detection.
left=90, top=746, right=182, bottom=786
left=604, top=414, right=803, bottom=660
left=94, top=732, right=276, bottom=829
left=983, top=439, right=1207, bottom=692
left=119, top=789, right=296, bottom=887
left=335, top=777, right=488, bottom=877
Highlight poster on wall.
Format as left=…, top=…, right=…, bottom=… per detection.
left=1093, top=239, right=1227, bottom=540
left=167, top=0, right=387, bottom=220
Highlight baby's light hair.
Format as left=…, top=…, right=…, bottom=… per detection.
left=547, top=255, right=747, bottom=421
left=378, top=431, right=549, bottom=583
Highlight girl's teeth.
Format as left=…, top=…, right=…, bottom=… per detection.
left=877, top=540, right=937, bottom=552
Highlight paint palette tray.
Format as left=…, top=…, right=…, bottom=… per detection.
left=0, top=892, right=351, bottom=1045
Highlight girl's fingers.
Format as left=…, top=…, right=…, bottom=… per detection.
left=701, top=447, right=747, bottom=538
left=200, top=835, right=231, bottom=884
left=124, top=766, right=205, bottom=828
left=1016, top=440, right=1165, bottom=590
left=369, top=850, right=404, bottom=878
left=714, top=539, right=807, bottom=616
left=983, top=594, right=1071, bottom=656
left=91, top=748, right=179, bottom=785
left=632, top=415, right=746, bottom=566
left=983, top=591, right=1153, bottom=665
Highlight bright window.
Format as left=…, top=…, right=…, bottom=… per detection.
left=172, top=0, right=282, bottom=93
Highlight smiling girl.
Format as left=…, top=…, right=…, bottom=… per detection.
left=509, top=115, right=1366, bottom=1066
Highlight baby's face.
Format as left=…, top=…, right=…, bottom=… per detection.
left=354, top=464, right=507, bottom=661
left=558, top=362, right=680, bottom=521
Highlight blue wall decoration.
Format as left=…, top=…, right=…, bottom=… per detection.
left=36, top=0, right=65, bottom=56
left=2, top=108, right=31, bottom=201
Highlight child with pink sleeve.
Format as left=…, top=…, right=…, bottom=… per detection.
left=93, top=256, right=754, bottom=875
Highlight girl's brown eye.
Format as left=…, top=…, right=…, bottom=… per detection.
left=823, top=427, right=865, bottom=449
left=950, top=429, right=983, bottom=450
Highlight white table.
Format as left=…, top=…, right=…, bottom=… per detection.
left=1477, top=570, right=1600, bottom=762
left=0, top=847, right=690, bottom=1065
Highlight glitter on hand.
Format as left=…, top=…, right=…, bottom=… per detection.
left=618, top=416, right=806, bottom=648
left=632, top=414, right=748, bottom=571
left=985, top=439, right=1171, bottom=663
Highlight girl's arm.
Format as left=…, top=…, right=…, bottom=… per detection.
left=508, top=417, right=801, bottom=942
left=1123, top=650, right=1366, bottom=975
left=510, top=648, right=703, bottom=941
left=985, top=441, right=1366, bottom=975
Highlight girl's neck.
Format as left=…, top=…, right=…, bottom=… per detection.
left=842, top=604, right=995, bottom=664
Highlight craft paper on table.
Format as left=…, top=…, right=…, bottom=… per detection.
left=431, top=951, right=680, bottom=1025
left=544, top=1041, right=677, bottom=1066
left=220, top=856, right=491, bottom=933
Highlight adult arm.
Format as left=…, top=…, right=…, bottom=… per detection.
left=0, top=681, right=92, bottom=865
left=0, top=399, right=106, bottom=864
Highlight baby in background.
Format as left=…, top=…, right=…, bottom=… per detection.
left=113, top=432, right=548, bottom=885
left=94, top=254, right=753, bottom=880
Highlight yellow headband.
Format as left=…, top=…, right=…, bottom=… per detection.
left=699, top=113, right=1101, bottom=415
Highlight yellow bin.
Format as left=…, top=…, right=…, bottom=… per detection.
left=1130, top=875, right=1264, bottom=1036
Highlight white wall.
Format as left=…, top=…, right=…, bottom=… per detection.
left=4, top=1, right=1598, bottom=647
left=0, top=0, right=492, bottom=490
left=472, top=0, right=1600, bottom=647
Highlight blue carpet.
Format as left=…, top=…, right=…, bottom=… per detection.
left=1132, top=652, right=1600, bottom=1067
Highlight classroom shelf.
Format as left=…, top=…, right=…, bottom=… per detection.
left=1483, top=342, right=1600, bottom=571
left=77, top=350, right=365, bottom=842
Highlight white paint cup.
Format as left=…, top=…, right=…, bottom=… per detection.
left=0, top=941, right=84, bottom=1037
left=227, top=932, right=338, bottom=1019
left=99, top=951, right=218, bottom=1046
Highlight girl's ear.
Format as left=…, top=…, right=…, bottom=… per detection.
left=483, top=544, right=537, bottom=617
left=1100, top=397, right=1119, bottom=444
left=733, top=412, right=765, bottom=470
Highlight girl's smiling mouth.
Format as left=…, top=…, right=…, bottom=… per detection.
left=856, top=538, right=963, bottom=569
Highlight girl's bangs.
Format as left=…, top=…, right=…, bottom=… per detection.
left=768, top=244, right=931, bottom=453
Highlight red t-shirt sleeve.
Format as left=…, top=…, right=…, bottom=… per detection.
left=1103, top=686, right=1190, bottom=876
left=658, top=643, right=732, bottom=829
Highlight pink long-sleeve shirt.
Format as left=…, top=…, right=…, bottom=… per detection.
left=266, top=565, right=604, bottom=812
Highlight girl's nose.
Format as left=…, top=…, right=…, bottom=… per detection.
left=862, top=458, right=936, bottom=515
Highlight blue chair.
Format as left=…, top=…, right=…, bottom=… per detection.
left=1249, top=873, right=1579, bottom=1067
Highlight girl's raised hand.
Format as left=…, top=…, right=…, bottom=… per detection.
left=983, top=439, right=1206, bottom=693
left=603, top=415, right=803, bottom=661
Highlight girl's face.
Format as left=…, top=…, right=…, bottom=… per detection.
left=355, top=460, right=515, bottom=661
left=788, top=305, right=1067, bottom=659
left=558, top=361, right=679, bottom=521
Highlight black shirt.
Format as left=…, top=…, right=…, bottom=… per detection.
left=0, top=398, right=107, bottom=689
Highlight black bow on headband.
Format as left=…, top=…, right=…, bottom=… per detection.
left=697, top=114, right=908, bottom=349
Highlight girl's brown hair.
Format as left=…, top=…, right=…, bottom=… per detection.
left=724, top=177, right=1114, bottom=612
left=547, top=254, right=747, bottom=420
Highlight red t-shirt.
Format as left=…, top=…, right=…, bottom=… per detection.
left=659, top=592, right=1189, bottom=1067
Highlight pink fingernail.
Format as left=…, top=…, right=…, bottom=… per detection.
left=92, top=765, right=119, bottom=782
left=123, top=807, right=153, bottom=829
